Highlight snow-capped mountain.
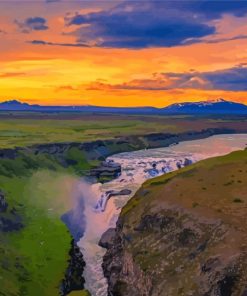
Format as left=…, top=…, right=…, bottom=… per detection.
left=163, top=98, right=247, bottom=114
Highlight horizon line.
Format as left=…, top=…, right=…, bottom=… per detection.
left=0, top=98, right=241, bottom=109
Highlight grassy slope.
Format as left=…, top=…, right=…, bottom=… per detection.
left=119, top=149, right=247, bottom=295
left=0, top=152, right=90, bottom=296
left=123, top=148, right=247, bottom=217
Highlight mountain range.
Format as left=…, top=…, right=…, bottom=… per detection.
left=1, top=98, right=247, bottom=114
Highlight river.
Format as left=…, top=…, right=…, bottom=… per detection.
left=78, top=134, right=247, bottom=296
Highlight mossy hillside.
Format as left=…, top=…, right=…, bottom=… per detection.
left=0, top=173, right=71, bottom=296
left=65, top=147, right=100, bottom=173
left=0, top=150, right=93, bottom=296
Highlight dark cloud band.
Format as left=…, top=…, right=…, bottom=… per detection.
left=15, top=16, right=48, bottom=33
left=65, top=0, right=247, bottom=48
left=87, top=65, right=247, bottom=92
left=28, top=39, right=89, bottom=47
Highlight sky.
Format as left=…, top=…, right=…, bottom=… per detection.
left=1, top=0, right=247, bottom=107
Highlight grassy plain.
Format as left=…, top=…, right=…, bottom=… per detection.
left=1, top=112, right=247, bottom=148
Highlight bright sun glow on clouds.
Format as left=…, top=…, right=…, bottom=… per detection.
left=1, top=0, right=247, bottom=107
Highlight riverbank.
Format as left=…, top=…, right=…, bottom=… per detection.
left=0, top=128, right=246, bottom=296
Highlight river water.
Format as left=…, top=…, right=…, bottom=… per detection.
left=78, top=134, right=247, bottom=296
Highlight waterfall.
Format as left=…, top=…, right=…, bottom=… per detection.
left=94, top=193, right=110, bottom=212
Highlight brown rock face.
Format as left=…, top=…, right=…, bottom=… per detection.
left=60, top=240, right=86, bottom=296
left=102, top=221, right=153, bottom=296
left=99, top=228, right=116, bottom=249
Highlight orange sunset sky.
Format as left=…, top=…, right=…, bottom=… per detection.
left=1, top=0, right=247, bottom=107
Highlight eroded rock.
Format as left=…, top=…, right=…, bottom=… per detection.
left=0, top=191, right=8, bottom=212
left=99, top=228, right=116, bottom=249
left=60, top=240, right=86, bottom=296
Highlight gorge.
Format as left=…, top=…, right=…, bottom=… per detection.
left=78, top=134, right=247, bottom=296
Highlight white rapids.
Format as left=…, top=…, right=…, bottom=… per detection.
left=78, top=134, right=247, bottom=296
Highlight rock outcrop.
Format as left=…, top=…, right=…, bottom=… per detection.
left=99, top=228, right=116, bottom=249
left=107, top=189, right=132, bottom=198
left=0, top=190, right=23, bottom=232
left=90, top=161, right=121, bottom=182
left=102, top=219, right=153, bottom=296
left=60, top=240, right=86, bottom=296
left=61, top=197, right=86, bottom=243
left=0, top=191, right=8, bottom=212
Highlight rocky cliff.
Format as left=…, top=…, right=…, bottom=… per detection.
left=0, top=190, right=23, bottom=232
left=60, top=240, right=86, bottom=296
left=102, top=149, right=247, bottom=296
left=0, top=190, right=8, bottom=212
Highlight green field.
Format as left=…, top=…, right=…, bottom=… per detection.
left=1, top=112, right=247, bottom=148
left=0, top=148, right=91, bottom=296
left=0, top=175, right=71, bottom=296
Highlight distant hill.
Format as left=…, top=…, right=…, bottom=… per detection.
left=0, top=100, right=156, bottom=114
left=1, top=98, right=247, bottom=114
left=163, top=98, right=247, bottom=114
left=0, top=100, right=34, bottom=111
